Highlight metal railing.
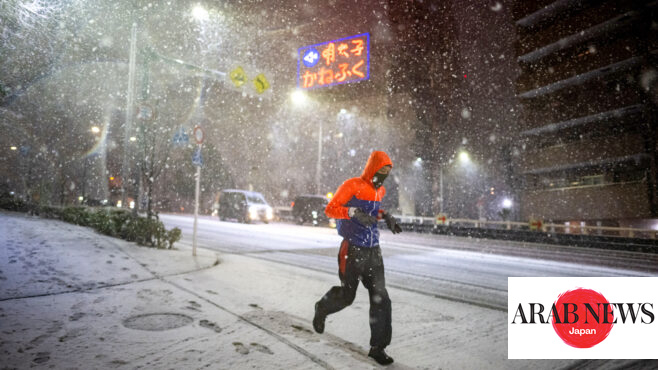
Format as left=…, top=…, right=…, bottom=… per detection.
left=393, top=215, right=658, bottom=240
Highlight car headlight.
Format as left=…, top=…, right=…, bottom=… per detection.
left=249, top=206, right=259, bottom=220
left=265, top=207, right=274, bottom=220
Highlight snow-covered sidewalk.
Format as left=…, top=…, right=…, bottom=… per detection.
left=1, top=212, right=571, bottom=369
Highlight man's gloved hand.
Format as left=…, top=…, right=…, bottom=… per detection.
left=383, top=212, right=403, bottom=234
left=348, top=207, right=378, bottom=226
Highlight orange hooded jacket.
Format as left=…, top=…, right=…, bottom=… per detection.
left=325, top=151, right=393, bottom=247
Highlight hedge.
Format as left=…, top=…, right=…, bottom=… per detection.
left=0, top=192, right=181, bottom=249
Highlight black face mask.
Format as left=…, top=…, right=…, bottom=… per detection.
left=372, top=172, right=388, bottom=188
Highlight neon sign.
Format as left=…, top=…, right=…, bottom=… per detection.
left=297, top=33, right=370, bottom=89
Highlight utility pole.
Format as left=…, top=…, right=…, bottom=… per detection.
left=191, top=125, right=204, bottom=257
left=315, top=119, right=323, bottom=194
left=439, top=167, right=444, bottom=214
left=121, top=23, right=137, bottom=209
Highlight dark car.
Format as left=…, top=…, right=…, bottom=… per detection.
left=291, top=195, right=335, bottom=227
left=217, top=189, right=273, bottom=224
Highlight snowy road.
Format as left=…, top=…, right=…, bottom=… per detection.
left=160, top=214, right=658, bottom=311
left=3, top=212, right=658, bottom=369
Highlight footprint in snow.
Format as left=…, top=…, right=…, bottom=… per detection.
left=33, top=352, right=50, bottom=364
left=250, top=343, right=273, bottom=355
left=199, top=320, right=222, bottom=333
left=69, top=312, right=85, bottom=321
left=232, top=342, right=249, bottom=355
left=291, top=324, right=313, bottom=334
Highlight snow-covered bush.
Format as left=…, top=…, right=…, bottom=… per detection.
left=0, top=192, right=28, bottom=212
left=0, top=197, right=181, bottom=249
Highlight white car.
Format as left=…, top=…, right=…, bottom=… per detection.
left=217, top=189, right=273, bottom=224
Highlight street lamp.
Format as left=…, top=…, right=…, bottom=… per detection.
left=501, top=197, right=513, bottom=221
left=90, top=126, right=100, bottom=134
left=290, top=89, right=308, bottom=106
left=191, top=5, right=209, bottom=21
left=291, top=89, right=322, bottom=193
left=458, top=150, right=470, bottom=164
left=439, top=150, right=473, bottom=214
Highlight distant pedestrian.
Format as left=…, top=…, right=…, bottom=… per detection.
left=313, top=150, right=402, bottom=366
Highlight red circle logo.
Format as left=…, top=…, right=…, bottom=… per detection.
left=552, top=288, right=614, bottom=348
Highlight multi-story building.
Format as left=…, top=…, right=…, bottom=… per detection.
left=512, top=0, right=657, bottom=227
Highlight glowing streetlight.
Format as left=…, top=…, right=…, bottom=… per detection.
left=502, top=198, right=513, bottom=209
left=290, top=89, right=320, bottom=192
left=192, top=5, right=209, bottom=21
left=10, top=146, right=17, bottom=151
left=129, top=136, right=137, bottom=142
left=458, top=151, right=470, bottom=163
left=290, top=89, right=308, bottom=106
left=91, top=126, right=100, bottom=134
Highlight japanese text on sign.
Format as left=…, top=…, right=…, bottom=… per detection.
left=297, top=33, right=370, bottom=89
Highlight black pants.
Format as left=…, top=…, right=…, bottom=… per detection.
left=316, top=240, right=392, bottom=348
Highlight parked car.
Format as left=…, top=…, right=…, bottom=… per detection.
left=291, top=194, right=335, bottom=227
left=217, top=189, right=273, bottom=224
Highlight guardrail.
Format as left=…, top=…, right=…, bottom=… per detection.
left=392, top=215, right=658, bottom=253
left=393, top=215, right=658, bottom=240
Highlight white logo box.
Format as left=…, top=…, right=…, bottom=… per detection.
left=508, top=277, right=658, bottom=359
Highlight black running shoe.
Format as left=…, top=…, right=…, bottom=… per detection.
left=368, top=347, right=394, bottom=365
left=313, top=302, right=326, bottom=334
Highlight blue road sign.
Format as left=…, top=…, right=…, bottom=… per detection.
left=302, top=48, right=320, bottom=68
left=19, top=145, right=30, bottom=156
left=192, top=147, right=203, bottom=167
left=297, top=33, right=370, bottom=90
left=173, top=127, right=189, bottom=146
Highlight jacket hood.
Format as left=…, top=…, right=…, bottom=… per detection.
left=360, top=151, right=393, bottom=183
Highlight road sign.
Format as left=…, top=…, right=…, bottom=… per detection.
left=302, top=48, right=320, bottom=68
left=253, top=73, right=270, bottom=94
left=298, top=33, right=370, bottom=89
left=230, top=66, right=247, bottom=87
left=19, top=145, right=30, bottom=156
left=529, top=219, right=543, bottom=231
left=172, top=127, right=189, bottom=146
left=192, top=147, right=203, bottom=167
left=193, top=126, right=204, bottom=144
left=136, top=104, right=155, bottom=121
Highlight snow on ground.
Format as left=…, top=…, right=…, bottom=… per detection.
left=1, top=211, right=579, bottom=369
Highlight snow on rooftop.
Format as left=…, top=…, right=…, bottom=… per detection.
left=522, top=153, right=650, bottom=175
left=518, top=11, right=640, bottom=64
left=518, top=56, right=643, bottom=99
left=520, top=104, right=645, bottom=136
left=515, top=0, right=584, bottom=28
